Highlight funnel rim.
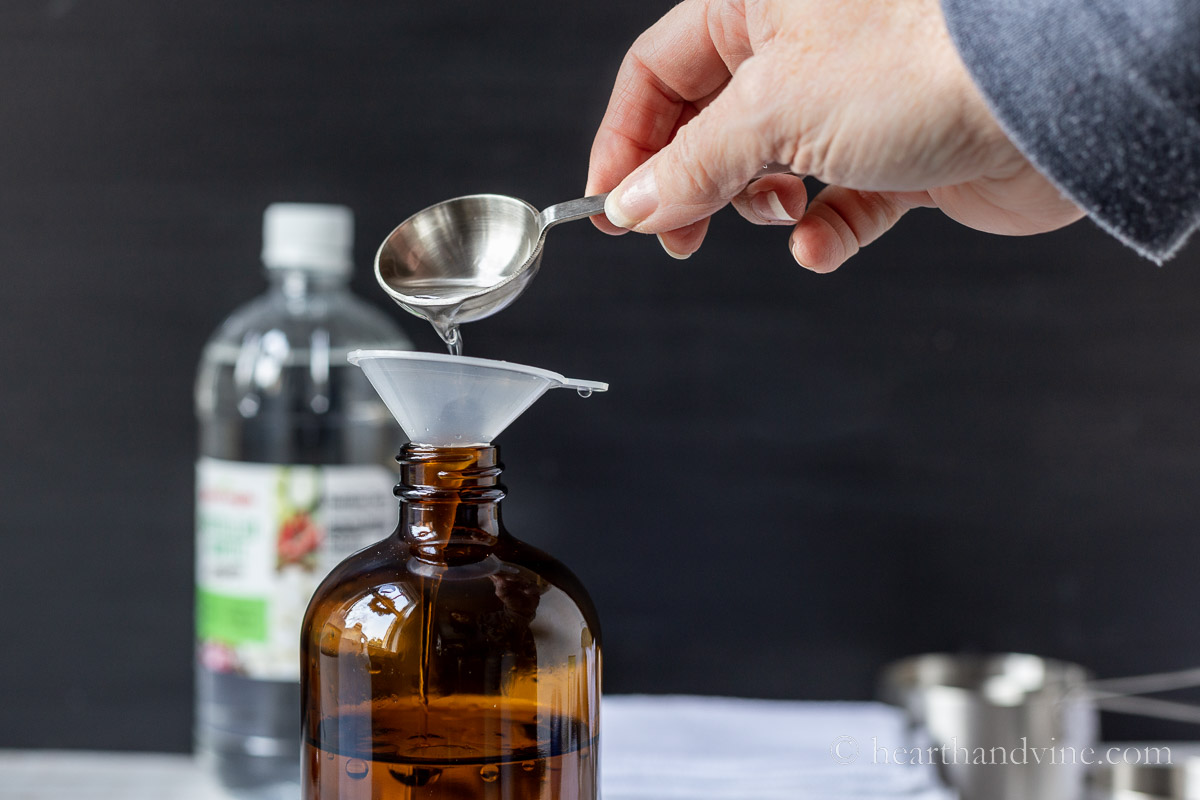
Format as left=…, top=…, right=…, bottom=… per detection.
left=374, top=193, right=543, bottom=308
left=347, top=349, right=608, bottom=392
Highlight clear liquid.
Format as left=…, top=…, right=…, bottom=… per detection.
left=400, top=277, right=494, bottom=305
left=433, top=322, right=462, bottom=357
left=394, top=277, right=499, bottom=357
left=197, top=351, right=402, bottom=799
left=197, top=348, right=398, bottom=464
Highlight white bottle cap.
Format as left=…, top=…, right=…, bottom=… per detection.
left=261, top=203, right=354, bottom=274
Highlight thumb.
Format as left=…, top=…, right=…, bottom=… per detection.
left=603, top=60, right=774, bottom=234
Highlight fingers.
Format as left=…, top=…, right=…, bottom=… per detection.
left=587, top=0, right=739, bottom=235
left=789, top=186, right=917, bottom=273
left=647, top=183, right=917, bottom=266
left=731, top=175, right=809, bottom=226
left=590, top=102, right=713, bottom=238
left=657, top=218, right=711, bottom=260
left=603, top=55, right=780, bottom=235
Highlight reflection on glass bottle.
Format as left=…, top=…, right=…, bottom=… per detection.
left=301, top=445, right=601, bottom=799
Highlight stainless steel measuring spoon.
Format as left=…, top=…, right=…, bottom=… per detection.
left=374, top=193, right=608, bottom=347
left=374, top=165, right=796, bottom=353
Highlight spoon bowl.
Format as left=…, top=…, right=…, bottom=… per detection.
left=375, top=192, right=608, bottom=329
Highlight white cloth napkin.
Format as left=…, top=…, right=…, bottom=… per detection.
left=602, top=695, right=956, bottom=800
left=0, top=697, right=956, bottom=800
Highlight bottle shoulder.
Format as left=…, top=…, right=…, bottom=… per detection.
left=303, top=534, right=600, bottom=640
left=497, top=536, right=600, bottom=632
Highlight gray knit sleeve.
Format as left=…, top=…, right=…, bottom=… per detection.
left=941, top=0, right=1200, bottom=262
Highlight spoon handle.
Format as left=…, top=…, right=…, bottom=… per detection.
left=538, top=194, right=610, bottom=231
left=536, top=164, right=793, bottom=231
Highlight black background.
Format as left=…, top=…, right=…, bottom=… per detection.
left=2, top=0, right=1199, bottom=753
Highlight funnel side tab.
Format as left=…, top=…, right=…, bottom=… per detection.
left=558, top=378, right=608, bottom=392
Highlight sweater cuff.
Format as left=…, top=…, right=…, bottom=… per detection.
left=941, top=0, right=1200, bottom=262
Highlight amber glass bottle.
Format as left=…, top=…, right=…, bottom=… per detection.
left=301, top=444, right=601, bottom=799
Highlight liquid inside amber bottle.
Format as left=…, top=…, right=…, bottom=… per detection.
left=301, top=444, right=601, bottom=799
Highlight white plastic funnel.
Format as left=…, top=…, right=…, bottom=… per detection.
left=348, top=350, right=608, bottom=446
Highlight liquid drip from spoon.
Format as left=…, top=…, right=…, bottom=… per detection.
left=432, top=321, right=463, bottom=357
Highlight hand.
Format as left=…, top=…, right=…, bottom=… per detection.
left=586, top=0, right=1084, bottom=271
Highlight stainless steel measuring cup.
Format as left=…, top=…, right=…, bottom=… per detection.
left=879, top=653, right=1200, bottom=800
left=374, top=193, right=608, bottom=329
left=880, top=653, right=1098, bottom=800
left=1090, top=749, right=1200, bottom=799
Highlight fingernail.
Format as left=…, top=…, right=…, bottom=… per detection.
left=605, top=168, right=659, bottom=229
left=657, top=234, right=691, bottom=260
left=790, top=236, right=814, bottom=271
left=751, top=191, right=795, bottom=224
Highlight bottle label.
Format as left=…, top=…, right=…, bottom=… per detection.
left=195, top=457, right=397, bottom=680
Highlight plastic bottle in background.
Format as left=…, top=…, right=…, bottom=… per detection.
left=195, top=203, right=412, bottom=799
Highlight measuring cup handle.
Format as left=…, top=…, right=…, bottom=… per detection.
left=537, top=194, right=610, bottom=231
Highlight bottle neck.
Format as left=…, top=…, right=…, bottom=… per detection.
left=397, top=444, right=505, bottom=561
left=265, top=267, right=349, bottom=300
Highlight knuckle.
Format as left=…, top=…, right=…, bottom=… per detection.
left=788, top=141, right=818, bottom=178
left=849, top=191, right=902, bottom=245
left=857, top=191, right=892, bottom=226
left=733, top=56, right=817, bottom=176
left=729, top=54, right=774, bottom=105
